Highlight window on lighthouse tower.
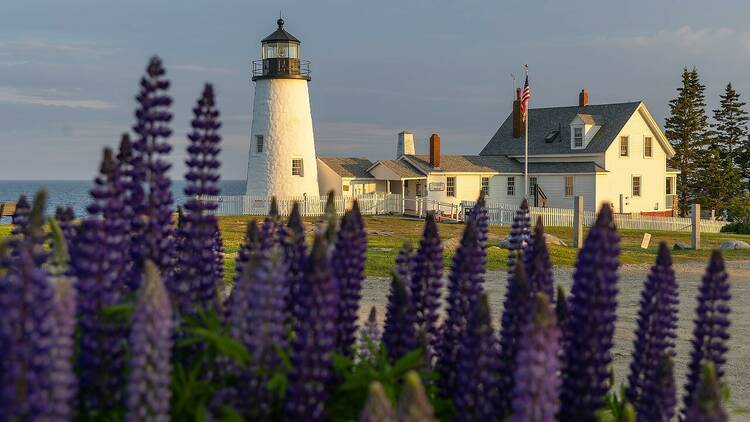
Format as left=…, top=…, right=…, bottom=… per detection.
left=292, top=158, right=303, bottom=176
left=256, top=135, right=264, bottom=154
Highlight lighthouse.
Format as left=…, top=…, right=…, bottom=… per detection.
left=246, top=18, right=319, bottom=198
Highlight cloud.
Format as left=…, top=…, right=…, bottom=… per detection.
left=0, top=38, right=113, bottom=57
left=172, top=64, right=236, bottom=74
left=597, top=26, right=747, bottom=54
left=0, top=87, right=116, bottom=110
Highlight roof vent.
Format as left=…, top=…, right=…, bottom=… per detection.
left=544, top=130, right=559, bottom=143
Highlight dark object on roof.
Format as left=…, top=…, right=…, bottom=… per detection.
left=481, top=102, right=642, bottom=156
left=527, top=162, right=608, bottom=174
left=262, top=18, right=301, bottom=43
left=318, top=157, right=374, bottom=179
left=406, top=155, right=523, bottom=174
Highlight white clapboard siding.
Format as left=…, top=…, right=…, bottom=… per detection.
left=201, top=193, right=402, bottom=217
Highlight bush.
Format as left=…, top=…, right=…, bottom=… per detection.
left=720, top=221, right=750, bottom=234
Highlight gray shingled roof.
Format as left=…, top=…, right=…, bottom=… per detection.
left=528, top=162, right=608, bottom=174
left=318, top=157, right=374, bottom=178
left=480, top=102, right=642, bottom=156
left=374, top=159, right=424, bottom=178
left=406, top=155, right=523, bottom=174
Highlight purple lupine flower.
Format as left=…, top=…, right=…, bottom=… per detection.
left=0, top=247, right=55, bottom=420
left=684, top=363, right=727, bottom=422
left=396, top=371, right=437, bottom=422
left=454, top=293, right=499, bottom=422
left=559, top=204, right=620, bottom=422
left=635, top=354, right=677, bottom=422
left=261, top=198, right=287, bottom=250
left=683, top=250, right=731, bottom=412
left=382, top=273, right=417, bottom=362
left=212, top=220, right=224, bottom=300
left=525, top=217, right=555, bottom=300
left=507, top=198, right=531, bottom=269
left=125, top=261, right=173, bottom=422
left=50, top=277, right=77, bottom=421
left=334, top=202, right=367, bottom=357
left=10, top=194, right=30, bottom=235
left=496, top=257, right=533, bottom=418
left=410, top=212, right=443, bottom=363
left=511, top=293, right=561, bottom=422
left=129, top=56, right=175, bottom=290
left=173, top=83, right=223, bottom=314
left=359, top=306, right=381, bottom=361
left=322, top=190, right=338, bottom=243
left=116, top=133, right=138, bottom=291
left=231, top=246, right=288, bottom=420
left=54, top=206, right=76, bottom=252
left=225, top=220, right=262, bottom=326
left=467, top=191, right=489, bottom=249
left=396, top=242, right=415, bottom=294
left=285, top=234, right=339, bottom=422
left=359, top=382, right=396, bottom=422
left=72, top=149, right=129, bottom=412
left=626, top=242, right=679, bottom=419
left=436, top=219, right=485, bottom=397
left=285, top=203, right=308, bottom=322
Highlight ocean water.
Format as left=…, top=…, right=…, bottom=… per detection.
left=0, top=180, right=246, bottom=222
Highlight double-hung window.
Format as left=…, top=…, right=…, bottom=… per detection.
left=507, top=177, right=515, bottom=196
left=632, top=175, right=642, bottom=197
left=574, top=127, right=584, bottom=148
left=292, top=158, right=303, bottom=176
left=644, top=136, right=652, bottom=158
left=529, top=176, right=538, bottom=196
left=620, top=136, right=629, bottom=157
left=481, top=177, right=490, bottom=196
left=446, top=177, right=456, bottom=197
left=564, top=176, right=574, bottom=197
left=256, top=135, right=264, bottom=154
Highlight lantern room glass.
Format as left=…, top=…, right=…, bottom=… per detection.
left=262, top=42, right=299, bottom=59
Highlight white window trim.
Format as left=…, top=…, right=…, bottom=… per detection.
left=255, top=134, right=264, bottom=154
left=571, top=125, right=585, bottom=149
left=632, top=175, right=642, bottom=197
left=620, top=136, right=629, bottom=158
left=643, top=136, right=653, bottom=158
left=481, top=176, right=490, bottom=196
left=507, top=176, right=515, bottom=196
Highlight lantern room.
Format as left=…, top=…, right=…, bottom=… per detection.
left=252, top=18, right=310, bottom=81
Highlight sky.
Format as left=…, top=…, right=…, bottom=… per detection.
left=2, top=0, right=750, bottom=180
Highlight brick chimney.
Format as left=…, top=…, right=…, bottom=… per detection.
left=579, top=88, right=589, bottom=107
left=429, top=133, right=441, bottom=168
left=513, top=88, right=522, bottom=138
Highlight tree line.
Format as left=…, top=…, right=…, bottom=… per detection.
left=666, top=67, right=750, bottom=218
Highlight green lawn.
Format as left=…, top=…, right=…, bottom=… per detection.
left=3, top=215, right=750, bottom=281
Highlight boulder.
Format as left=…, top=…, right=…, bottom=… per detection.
left=498, top=236, right=512, bottom=249
left=673, top=242, right=691, bottom=250
left=497, top=233, right=566, bottom=249
left=719, top=240, right=750, bottom=250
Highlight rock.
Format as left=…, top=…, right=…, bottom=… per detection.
left=498, top=236, right=512, bottom=249
left=719, top=240, right=750, bottom=250
left=673, top=242, right=691, bottom=250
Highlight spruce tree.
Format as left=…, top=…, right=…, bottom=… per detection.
left=712, top=83, right=748, bottom=159
left=665, top=67, right=710, bottom=216
left=693, top=148, right=742, bottom=215
left=737, top=131, right=750, bottom=188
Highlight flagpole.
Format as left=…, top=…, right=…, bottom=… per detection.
left=524, top=64, right=529, bottom=201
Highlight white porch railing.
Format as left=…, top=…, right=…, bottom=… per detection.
left=461, top=200, right=727, bottom=234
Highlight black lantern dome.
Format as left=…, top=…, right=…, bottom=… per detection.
left=252, top=18, right=310, bottom=81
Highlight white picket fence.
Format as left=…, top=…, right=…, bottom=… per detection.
left=202, top=193, right=403, bottom=217
left=461, top=200, right=727, bottom=233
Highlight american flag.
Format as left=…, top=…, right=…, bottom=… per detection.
left=520, top=73, right=531, bottom=123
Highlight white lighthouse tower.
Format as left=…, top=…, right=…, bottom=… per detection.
left=246, top=18, right=319, bottom=198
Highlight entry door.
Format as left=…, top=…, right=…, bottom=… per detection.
left=353, top=183, right=364, bottom=196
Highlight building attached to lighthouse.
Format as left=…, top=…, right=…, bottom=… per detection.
left=246, top=19, right=319, bottom=198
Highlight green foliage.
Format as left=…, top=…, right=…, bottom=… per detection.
left=598, top=385, right=635, bottom=422
left=665, top=67, right=711, bottom=216
left=46, top=216, right=70, bottom=276
left=326, top=346, right=438, bottom=421
left=712, top=82, right=749, bottom=159
left=693, top=148, right=743, bottom=212
left=726, top=191, right=750, bottom=224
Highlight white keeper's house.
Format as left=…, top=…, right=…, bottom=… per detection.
left=246, top=19, right=679, bottom=215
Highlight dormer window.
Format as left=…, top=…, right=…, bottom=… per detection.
left=574, top=127, right=583, bottom=148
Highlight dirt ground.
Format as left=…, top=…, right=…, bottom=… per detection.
left=358, top=260, right=750, bottom=412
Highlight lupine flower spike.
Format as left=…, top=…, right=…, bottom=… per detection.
left=396, top=371, right=437, bottom=422
left=129, top=56, right=175, bottom=290
left=627, top=242, right=679, bottom=420
left=125, top=261, right=173, bottom=422
left=683, top=250, right=731, bottom=412
left=396, top=241, right=415, bottom=291
left=285, top=234, right=339, bottom=422
left=411, top=212, right=443, bottom=363
left=511, top=293, right=561, bottom=422
left=684, top=363, right=727, bottom=422
left=359, top=306, right=381, bottom=361
left=285, top=203, right=308, bottom=323
left=454, top=293, right=498, bottom=422
left=555, top=284, right=569, bottom=328
left=525, top=217, right=554, bottom=299
left=334, top=202, right=367, bottom=357
left=359, top=382, right=396, bottom=422
left=382, top=272, right=417, bottom=362
left=559, top=204, right=620, bottom=421
left=173, top=83, right=222, bottom=314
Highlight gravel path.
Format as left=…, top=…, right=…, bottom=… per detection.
left=358, top=260, right=750, bottom=412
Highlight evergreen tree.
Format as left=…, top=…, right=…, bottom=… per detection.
left=693, top=148, right=742, bottom=214
left=665, top=67, right=710, bottom=216
left=712, top=83, right=748, bottom=159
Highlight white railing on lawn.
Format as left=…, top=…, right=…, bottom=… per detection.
left=202, top=193, right=403, bottom=217
left=461, top=200, right=727, bottom=234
